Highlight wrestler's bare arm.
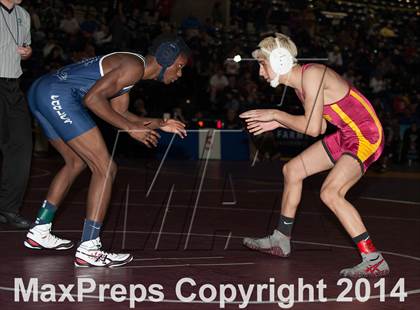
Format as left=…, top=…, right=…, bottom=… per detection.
left=84, top=57, right=143, bottom=130
left=110, top=93, right=164, bottom=129
left=273, top=67, right=326, bottom=136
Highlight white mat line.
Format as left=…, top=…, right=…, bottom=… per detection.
left=133, top=256, right=224, bottom=262
left=120, top=262, right=255, bottom=269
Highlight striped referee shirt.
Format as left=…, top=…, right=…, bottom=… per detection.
left=0, top=2, right=31, bottom=78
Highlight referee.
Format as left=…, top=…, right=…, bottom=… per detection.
left=0, top=0, right=32, bottom=229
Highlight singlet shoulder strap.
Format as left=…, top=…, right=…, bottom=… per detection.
left=99, top=52, right=146, bottom=76
left=300, top=64, right=312, bottom=99
left=300, top=63, right=324, bottom=99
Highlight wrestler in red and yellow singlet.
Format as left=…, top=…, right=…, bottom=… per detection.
left=299, top=64, right=384, bottom=173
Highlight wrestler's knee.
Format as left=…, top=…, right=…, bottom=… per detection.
left=66, top=156, right=87, bottom=173
left=320, top=185, right=343, bottom=209
left=89, top=158, right=118, bottom=180
left=282, top=159, right=305, bottom=183
left=108, top=161, right=118, bottom=180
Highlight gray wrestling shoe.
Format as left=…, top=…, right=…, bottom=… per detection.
left=243, top=230, right=291, bottom=257
left=340, top=252, right=390, bottom=278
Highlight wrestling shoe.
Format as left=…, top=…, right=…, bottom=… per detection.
left=340, top=252, right=390, bottom=278
left=243, top=230, right=291, bottom=257
left=74, top=237, right=133, bottom=268
left=24, top=223, right=74, bottom=250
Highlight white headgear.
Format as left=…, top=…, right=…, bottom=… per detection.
left=261, top=38, right=296, bottom=88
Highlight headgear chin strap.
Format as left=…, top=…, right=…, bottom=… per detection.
left=155, top=41, right=181, bottom=82
left=261, top=38, right=297, bottom=88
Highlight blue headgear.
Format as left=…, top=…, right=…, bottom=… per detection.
left=155, top=40, right=183, bottom=81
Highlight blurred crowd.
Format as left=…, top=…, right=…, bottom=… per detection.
left=21, top=0, right=419, bottom=168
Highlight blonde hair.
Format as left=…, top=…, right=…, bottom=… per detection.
left=252, top=33, right=298, bottom=60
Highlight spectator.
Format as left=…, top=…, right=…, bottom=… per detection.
left=93, top=23, right=112, bottom=49
left=44, top=46, right=67, bottom=71
left=132, top=98, right=148, bottom=117
left=370, top=74, right=386, bottom=94
left=328, top=45, right=343, bottom=68
left=173, top=107, right=188, bottom=124
left=59, top=6, right=80, bottom=36
left=379, top=23, right=397, bottom=38
left=209, top=68, right=229, bottom=103
left=80, top=9, right=99, bottom=38
left=224, top=54, right=240, bottom=76
left=224, top=108, right=242, bottom=129
left=402, top=122, right=419, bottom=166
left=211, top=1, right=223, bottom=25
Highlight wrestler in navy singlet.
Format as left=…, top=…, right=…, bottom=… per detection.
left=27, top=52, right=146, bottom=141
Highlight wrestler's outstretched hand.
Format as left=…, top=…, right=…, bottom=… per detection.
left=239, top=109, right=278, bottom=123
left=128, top=121, right=161, bottom=147
left=160, top=119, right=187, bottom=139
left=246, top=120, right=282, bottom=135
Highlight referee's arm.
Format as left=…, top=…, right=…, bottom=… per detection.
left=18, top=10, right=32, bottom=60
left=17, top=45, right=32, bottom=60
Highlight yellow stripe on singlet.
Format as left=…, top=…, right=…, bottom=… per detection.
left=329, top=90, right=382, bottom=162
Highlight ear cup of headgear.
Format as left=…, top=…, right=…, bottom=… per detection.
left=269, top=47, right=294, bottom=75
left=155, top=41, right=181, bottom=68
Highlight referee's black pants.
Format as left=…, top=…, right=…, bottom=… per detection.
left=0, top=78, right=32, bottom=214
